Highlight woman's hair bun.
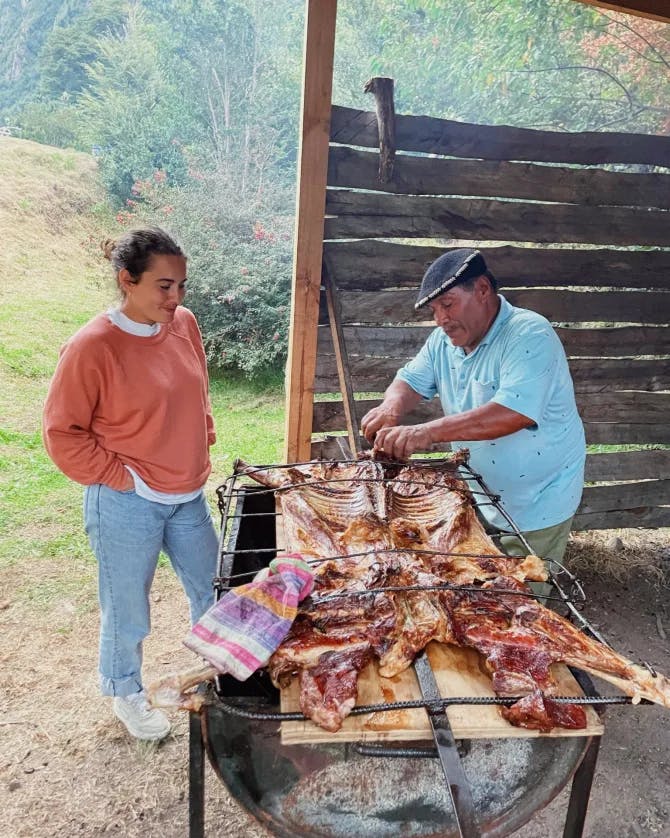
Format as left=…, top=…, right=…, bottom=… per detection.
left=101, top=238, right=116, bottom=261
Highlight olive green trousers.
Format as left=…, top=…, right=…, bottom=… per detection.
left=498, top=516, right=574, bottom=601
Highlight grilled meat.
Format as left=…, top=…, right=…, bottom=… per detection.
left=237, top=458, right=670, bottom=732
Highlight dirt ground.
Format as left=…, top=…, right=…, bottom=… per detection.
left=2, top=530, right=669, bottom=838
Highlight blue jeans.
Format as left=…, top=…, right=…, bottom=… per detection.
left=83, top=484, right=219, bottom=697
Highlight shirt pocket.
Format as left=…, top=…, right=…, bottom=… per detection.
left=471, top=379, right=498, bottom=407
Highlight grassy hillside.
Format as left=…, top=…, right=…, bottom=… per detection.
left=0, top=136, right=284, bottom=600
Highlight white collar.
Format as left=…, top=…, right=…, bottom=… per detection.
left=107, top=307, right=161, bottom=337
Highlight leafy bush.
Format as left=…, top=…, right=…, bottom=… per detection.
left=16, top=100, right=82, bottom=150
left=116, top=169, right=294, bottom=377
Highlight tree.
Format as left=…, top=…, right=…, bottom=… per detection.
left=76, top=6, right=191, bottom=200
left=37, top=0, right=126, bottom=99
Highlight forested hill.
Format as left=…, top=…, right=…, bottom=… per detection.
left=0, top=0, right=84, bottom=118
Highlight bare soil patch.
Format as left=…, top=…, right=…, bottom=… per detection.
left=1, top=529, right=668, bottom=838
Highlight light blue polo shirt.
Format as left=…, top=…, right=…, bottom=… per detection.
left=396, top=295, right=585, bottom=532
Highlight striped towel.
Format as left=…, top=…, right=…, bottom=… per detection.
left=184, top=554, right=314, bottom=681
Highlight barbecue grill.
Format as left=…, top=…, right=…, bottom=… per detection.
left=187, top=455, right=650, bottom=838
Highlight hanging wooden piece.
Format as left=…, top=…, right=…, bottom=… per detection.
left=363, top=76, right=396, bottom=183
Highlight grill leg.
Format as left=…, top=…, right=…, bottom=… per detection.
left=563, top=736, right=601, bottom=838
left=189, top=710, right=205, bottom=838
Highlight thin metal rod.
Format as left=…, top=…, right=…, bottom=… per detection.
left=234, top=456, right=467, bottom=472
left=228, top=477, right=495, bottom=500
left=461, top=463, right=535, bottom=556
left=212, top=693, right=639, bottom=723
left=310, top=584, right=569, bottom=605
left=225, top=511, right=282, bottom=518
left=215, top=544, right=551, bottom=584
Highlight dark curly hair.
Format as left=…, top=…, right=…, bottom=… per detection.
left=101, top=227, right=185, bottom=282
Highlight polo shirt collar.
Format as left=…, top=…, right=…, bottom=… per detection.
left=440, top=294, right=513, bottom=357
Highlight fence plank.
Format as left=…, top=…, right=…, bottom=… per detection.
left=328, top=146, right=670, bottom=210
left=322, top=241, right=670, bottom=291
left=579, top=479, right=670, bottom=513
left=326, top=288, right=670, bottom=326
left=312, top=392, right=670, bottom=428
left=324, top=191, right=670, bottom=247
left=312, top=395, right=670, bottom=443
left=317, top=324, right=670, bottom=358
left=585, top=449, right=670, bottom=481
left=330, top=105, right=670, bottom=167
left=314, top=356, right=670, bottom=393
left=572, top=506, right=670, bottom=530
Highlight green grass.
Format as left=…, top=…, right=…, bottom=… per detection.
left=587, top=443, right=669, bottom=454
left=209, top=369, right=285, bottom=474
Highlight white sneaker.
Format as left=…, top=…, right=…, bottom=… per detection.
left=113, top=690, right=171, bottom=741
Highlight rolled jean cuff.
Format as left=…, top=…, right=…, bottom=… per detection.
left=100, top=674, right=143, bottom=698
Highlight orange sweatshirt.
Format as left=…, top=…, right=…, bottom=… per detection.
left=43, top=306, right=216, bottom=492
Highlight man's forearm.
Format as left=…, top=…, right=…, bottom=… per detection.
left=381, top=379, right=423, bottom=416
left=424, top=401, right=534, bottom=443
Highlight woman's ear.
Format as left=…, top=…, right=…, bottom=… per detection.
left=118, top=268, right=135, bottom=295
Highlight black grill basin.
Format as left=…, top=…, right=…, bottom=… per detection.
left=197, top=484, right=593, bottom=838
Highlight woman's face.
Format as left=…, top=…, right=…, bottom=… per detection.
left=119, top=254, right=187, bottom=325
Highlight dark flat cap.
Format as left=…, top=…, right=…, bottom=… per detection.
left=415, top=248, right=488, bottom=310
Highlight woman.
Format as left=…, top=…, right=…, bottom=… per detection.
left=43, top=227, right=219, bottom=741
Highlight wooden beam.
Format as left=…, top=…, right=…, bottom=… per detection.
left=325, top=288, right=670, bottom=326
left=313, top=355, right=670, bottom=393
left=327, top=146, right=670, bottom=209
left=317, top=324, right=670, bottom=358
left=571, top=0, right=670, bottom=23
left=330, top=105, right=670, bottom=167
left=283, top=0, right=337, bottom=463
left=322, top=241, right=670, bottom=292
left=324, top=190, right=670, bottom=247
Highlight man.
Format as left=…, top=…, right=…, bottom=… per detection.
left=361, top=248, right=585, bottom=565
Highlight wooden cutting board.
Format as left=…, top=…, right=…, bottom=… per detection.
left=274, top=501, right=602, bottom=744
left=279, top=641, right=603, bottom=744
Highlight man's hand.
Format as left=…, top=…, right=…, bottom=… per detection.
left=360, top=403, right=402, bottom=444
left=361, top=380, right=423, bottom=445
left=373, top=423, right=433, bottom=461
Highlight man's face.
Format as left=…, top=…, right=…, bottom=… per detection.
left=427, top=277, right=494, bottom=353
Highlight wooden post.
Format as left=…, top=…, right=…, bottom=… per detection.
left=283, top=0, right=338, bottom=463
left=323, top=267, right=362, bottom=457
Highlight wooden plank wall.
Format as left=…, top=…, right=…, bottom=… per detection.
left=312, top=103, right=670, bottom=531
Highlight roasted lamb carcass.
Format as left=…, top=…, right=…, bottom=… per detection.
left=237, top=458, right=670, bottom=733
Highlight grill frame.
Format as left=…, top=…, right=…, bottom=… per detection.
left=186, top=457, right=616, bottom=837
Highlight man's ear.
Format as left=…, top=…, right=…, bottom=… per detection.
left=476, top=274, right=491, bottom=298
